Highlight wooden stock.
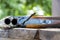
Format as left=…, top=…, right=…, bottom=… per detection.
left=32, top=16, right=60, bottom=20
left=26, top=23, right=60, bottom=28
left=25, top=16, right=60, bottom=28
left=26, top=24, right=46, bottom=28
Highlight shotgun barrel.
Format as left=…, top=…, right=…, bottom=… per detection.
left=3, top=16, right=60, bottom=29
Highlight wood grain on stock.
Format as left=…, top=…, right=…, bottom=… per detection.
left=26, top=23, right=60, bottom=28
left=32, top=16, right=60, bottom=20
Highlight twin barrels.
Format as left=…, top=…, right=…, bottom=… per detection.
left=4, top=18, right=17, bottom=25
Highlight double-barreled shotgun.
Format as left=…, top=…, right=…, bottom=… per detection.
left=4, top=13, right=60, bottom=29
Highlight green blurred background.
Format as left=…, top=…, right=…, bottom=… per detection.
left=0, top=0, right=52, bottom=19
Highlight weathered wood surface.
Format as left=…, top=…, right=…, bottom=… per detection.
left=0, top=28, right=38, bottom=40
left=39, top=28, right=60, bottom=40
left=8, top=28, right=37, bottom=39
left=0, top=38, right=33, bottom=40
left=0, top=28, right=60, bottom=40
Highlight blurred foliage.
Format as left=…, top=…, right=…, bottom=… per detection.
left=0, top=0, right=52, bottom=19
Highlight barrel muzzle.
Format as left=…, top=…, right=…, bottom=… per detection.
left=12, top=19, right=17, bottom=25
left=4, top=18, right=10, bottom=25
